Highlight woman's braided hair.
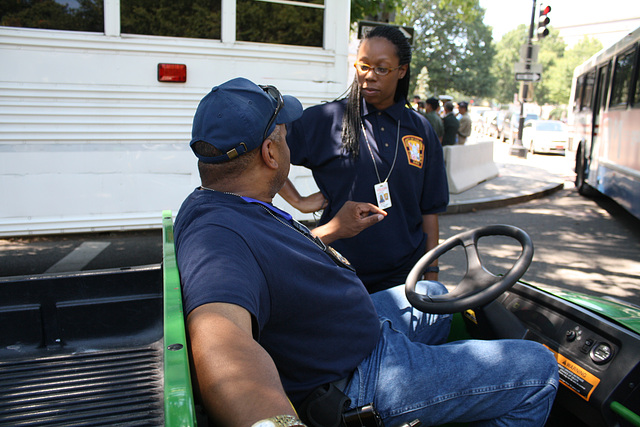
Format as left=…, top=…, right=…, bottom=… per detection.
left=340, top=25, right=413, bottom=157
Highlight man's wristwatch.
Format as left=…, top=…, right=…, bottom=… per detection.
left=425, top=266, right=439, bottom=274
left=251, top=415, right=307, bottom=427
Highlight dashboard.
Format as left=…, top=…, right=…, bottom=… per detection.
left=483, top=282, right=640, bottom=426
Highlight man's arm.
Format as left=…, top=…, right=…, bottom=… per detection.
left=279, top=178, right=327, bottom=213
left=422, top=213, right=440, bottom=281
left=187, top=302, right=298, bottom=426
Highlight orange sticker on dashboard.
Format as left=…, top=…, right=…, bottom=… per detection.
left=544, top=346, right=600, bottom=401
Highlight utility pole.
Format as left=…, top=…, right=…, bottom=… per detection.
left=510, top=0, right=538, bottom=158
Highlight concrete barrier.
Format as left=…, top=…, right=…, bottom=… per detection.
left=443, top=140, right=499, bottom=194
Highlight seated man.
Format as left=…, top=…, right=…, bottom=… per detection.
left=175, top=77, right=559, bottom=427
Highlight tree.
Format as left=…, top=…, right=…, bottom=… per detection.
left=120, top=0, right=222, bottom=40
left=533, top=27, right=567, bottom=104
left=236, top=0, right=323, bottom=46
left=545, top=36, right=602, bottom=105
left=491, top=24, right=602, bottom=106
left=351, top=0, right=403, bottom=23
left=491, top=25, right=568, bottom=105
left=491, top=25, right=528, bottom=104
left=1, top=0, right=103, bottom=32
left=397, top=0, right=496, bottom=99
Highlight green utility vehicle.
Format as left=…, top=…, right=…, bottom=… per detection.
left=0, top=212, right=195, bottom=426
left=0, top=213, right=638, bottom=426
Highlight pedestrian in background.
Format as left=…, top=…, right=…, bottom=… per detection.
left=442, top=101, right=459, bottom=146
left=457, top=101, right=472, bottom=144
left=424, top=97, right=444, bottom=143
left=412, top=95, right=421, bottom=110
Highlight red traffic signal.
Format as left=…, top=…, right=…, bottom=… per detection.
left=538, top=5, right=551, bottom=39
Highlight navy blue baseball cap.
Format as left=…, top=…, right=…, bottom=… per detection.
left=190, top=77, right=303, bottom=164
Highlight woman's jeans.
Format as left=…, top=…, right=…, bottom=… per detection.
left=343, top=281, right=559, bottom=426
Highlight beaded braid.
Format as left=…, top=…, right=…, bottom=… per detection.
left=341, top=25, right=413, bottom=157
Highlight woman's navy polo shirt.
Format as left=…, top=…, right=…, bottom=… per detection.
left=287, top=98, right=449, bottom=290
left=174, top=189, right=380, bottom=406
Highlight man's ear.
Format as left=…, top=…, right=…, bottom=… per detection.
left=260, top=138, right=279, bottom=170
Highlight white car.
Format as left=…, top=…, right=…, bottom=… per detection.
left=522, top=120, right=568, bottom=155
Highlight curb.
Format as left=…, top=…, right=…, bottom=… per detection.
left=444, top=182, right=565, bottom=215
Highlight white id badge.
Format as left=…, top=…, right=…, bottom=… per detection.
left=374, top=182, right=392, bottom=209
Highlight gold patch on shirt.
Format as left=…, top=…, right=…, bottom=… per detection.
left=402, top=135, right=424, bottom=168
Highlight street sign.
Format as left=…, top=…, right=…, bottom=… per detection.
left=519, top=82, right=534, bottom=102
left=515, top=72, right=541, bottom=82
left=514, top=62, right=543, bottom=74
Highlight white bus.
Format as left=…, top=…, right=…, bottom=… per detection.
left=569, top=26, right=640, bottom=221
left=0, top=0, right=345, bottom=236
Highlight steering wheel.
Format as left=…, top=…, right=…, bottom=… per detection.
left=406, top=225, right=533, bottom=314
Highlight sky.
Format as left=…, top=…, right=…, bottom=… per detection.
left=479, top=0, right=640, bottom=49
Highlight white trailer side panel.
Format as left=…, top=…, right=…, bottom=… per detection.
left=0, top=0, right=348, bottom=235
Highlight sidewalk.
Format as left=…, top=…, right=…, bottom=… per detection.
left=445, top=141, right=572, bottom=214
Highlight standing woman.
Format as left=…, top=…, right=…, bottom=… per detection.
left=281, top=25, right=448, bottom=293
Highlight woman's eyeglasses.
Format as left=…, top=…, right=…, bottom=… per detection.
left=259, top=84, right=284, bottom=141
left=354, top=62, right=402, bottom=76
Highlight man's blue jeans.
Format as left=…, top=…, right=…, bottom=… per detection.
left=343, top=281, right=559, bottom=426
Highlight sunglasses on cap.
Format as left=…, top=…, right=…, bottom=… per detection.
left=259, top=84, right=284, bottom=142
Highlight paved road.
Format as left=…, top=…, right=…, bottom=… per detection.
left=438, top=145, right=640, bottom=308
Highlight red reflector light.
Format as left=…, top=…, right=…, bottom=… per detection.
left=158, top=63, right=187, bottom=83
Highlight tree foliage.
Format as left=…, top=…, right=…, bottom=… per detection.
left=491, top=25, right=602, bottom=105
left=491, top=25, right=528, bottom=105
left=396, top=0, right=496, bottom=99
left=1, top=0, right=325, bottom=47
left=236, top=0, right=322, bottom=46
left=120, top=0, right=221, bottom=40
left=351, top=0, right=403, bottom=23
left=534, top=27, right=568, bottom=104
left=1, top=0, right=103, bottom=32
left=545, top=36, right=602, bottom=105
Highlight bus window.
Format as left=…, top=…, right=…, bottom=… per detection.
left=0, top=0, right=104, bottom=32
left=633, top=46, right=640, bottom=108
left=609, top=46, right=636, bottom=108
left=121, top=0, right=222, bottom=39
left=594, top=62, right=611, bottom=122
left=237, top=0, right=324, bottom=47
left=573, top=75, right=584, bottom=112
left=581, top=70, right=596, bottom=111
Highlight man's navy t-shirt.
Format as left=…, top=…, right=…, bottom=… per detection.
left=174, top=189, right=380, bottom=406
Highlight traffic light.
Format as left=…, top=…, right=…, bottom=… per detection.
left=538, top=5, right=551, bottom=39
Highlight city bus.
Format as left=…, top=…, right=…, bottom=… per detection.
left=0, top=0, right=345, bottom=236
left=569, top=26, right=640, bottom=220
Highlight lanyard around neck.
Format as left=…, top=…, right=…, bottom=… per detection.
left=360, top=118, right=400, bottom=184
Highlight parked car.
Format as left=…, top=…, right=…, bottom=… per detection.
left=522, top=119, right=569, bottom=155
left=487, top=110, right=507, bottom=138
left=479, top=110, right=498, bottom=135
left=501, top=113, right=539, bottom=142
